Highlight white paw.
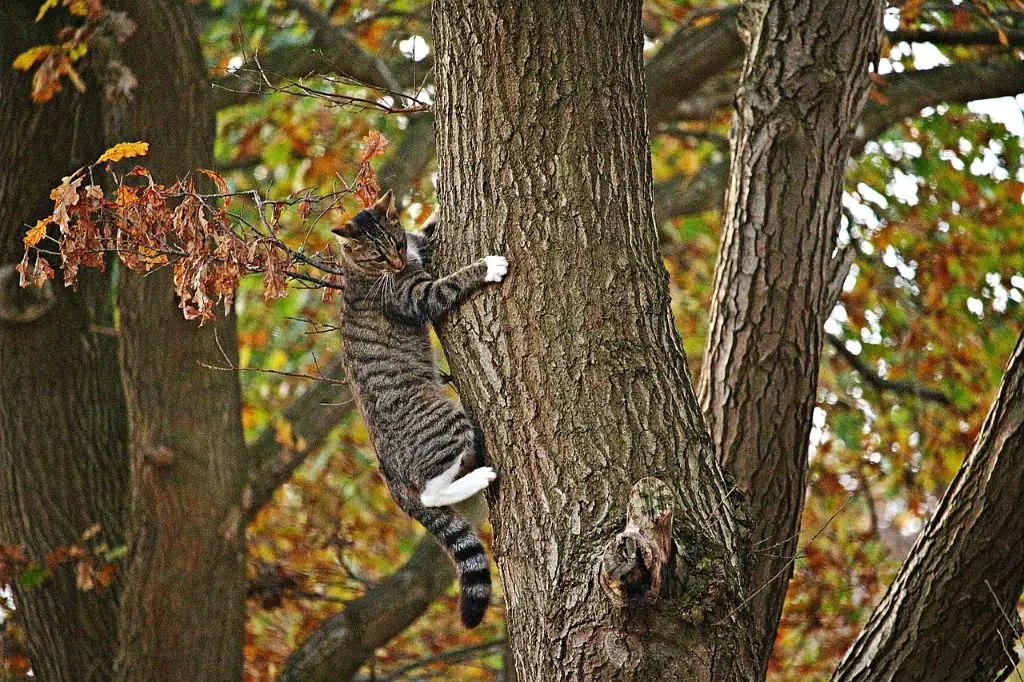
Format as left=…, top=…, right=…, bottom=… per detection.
left=483, top=255, right=508, bottom=283
left=470, top=466, right=498, bottom=485
left=458, top=466, right=498, bottom=497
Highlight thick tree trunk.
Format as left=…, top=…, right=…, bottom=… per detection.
left=108, top=2, right=248, bottom=679
left=0, top=5, right=127, bottom=680
left=432, top=1, right=755, bottom=679
left=833, top=333, right=1024, bottom=681
left=696, top=0, right=884, bottom=673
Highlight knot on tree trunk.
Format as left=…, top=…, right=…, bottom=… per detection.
left=599, top=477, right=675, bottom=606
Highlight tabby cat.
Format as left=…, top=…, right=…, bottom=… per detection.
left=332, top=190, right=507, bottom=628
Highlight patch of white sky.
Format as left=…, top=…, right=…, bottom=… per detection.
left=398, top=35, right=430, bottom=62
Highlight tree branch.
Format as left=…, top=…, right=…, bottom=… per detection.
left=656, top=59, right=1024, bottom=221
left=645, top=6, right=744, bottom=128
left=696, top=0, right=886, bottom=672
left=279, top=523, right=461, bottom=682
left=857, top=59, right=1024, bottom=148
left=243, top=355, right=352, bottom=522
left=825, top=333, right=955, bottom=407
left=890, top=27, right=1024, bottom=49
left=382, top=639, right=506, bottom=681
left=211, top=1, right=403, bottom=111
left=833, top=333, right=1024, bottom=681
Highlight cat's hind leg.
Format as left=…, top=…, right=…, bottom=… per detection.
left=420, top=460, right=496, bottom=507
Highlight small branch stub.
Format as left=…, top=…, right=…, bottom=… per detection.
left=599, top=477, right=675, bottom=607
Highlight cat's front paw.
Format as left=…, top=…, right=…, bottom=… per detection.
left=483, top=255, right=508, bottom=283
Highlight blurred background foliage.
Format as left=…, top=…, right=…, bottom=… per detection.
left=145, top=0, right=1024, bottom=678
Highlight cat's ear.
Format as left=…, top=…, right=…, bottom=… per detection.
left=332, top=219, right=361, bottom=238
left=374, top=189, right=398, bottom=220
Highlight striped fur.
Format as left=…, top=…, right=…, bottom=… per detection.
left=333, top=192, right=504, bottom=628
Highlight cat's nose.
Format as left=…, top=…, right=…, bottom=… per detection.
left=387, top=255, right=405, bottom=271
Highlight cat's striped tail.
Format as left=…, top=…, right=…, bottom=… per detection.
left=406, top=500, right=491, bottom=627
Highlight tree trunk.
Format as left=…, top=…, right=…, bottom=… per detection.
left=0, top=5, right=127, bottom=680
left=696, top=0, right=883, bottom=673
left=833, top=333, right=1024, bottom=681
left=431, top=1, right=755, bottom=679
left=108, top=2, right=248, bottom=679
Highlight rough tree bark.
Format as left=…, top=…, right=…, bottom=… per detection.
left=431, top=1, right=755, bottom=679
left=696, top=1, right=884, bottom=674
left=0, top=4, right=127, bottom=680
left=833, top=333, right=1024, bottom=681
left=108, top=1, right=248, bottom=679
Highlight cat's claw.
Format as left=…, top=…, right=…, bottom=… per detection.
left=484, top=256, right=508, bottom=283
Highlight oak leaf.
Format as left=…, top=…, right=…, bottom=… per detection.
left=197, top=167, right=230, bottom=207
left=12, top=44, right=55, bottom=71
left=23, top=219, right=49, bottom=248
left=50, top=174, right=82, bottom=231
left=96, top=141, right=149, bottom=164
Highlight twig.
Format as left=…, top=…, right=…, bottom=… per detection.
left=983, top=580, right=1024, bottom=682
left=202, top=329, right=346, bottom=384
left=383, top=640, right=506, bottom=681
left=826, top=333, right=955, bottom=407
left=716, top=493, right=857, bottom=625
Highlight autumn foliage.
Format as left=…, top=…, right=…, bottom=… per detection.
left=19, top=133, right=389, bottom=321
left=5, top=0, right=1024, bottom=679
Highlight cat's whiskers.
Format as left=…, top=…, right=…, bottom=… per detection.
left=368, top=273, right=388, bottom=305
left=385, top=273, right=396, bottom=305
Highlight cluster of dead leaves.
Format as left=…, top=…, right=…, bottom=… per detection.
left=18, top=141, right=286, bottom=320
left=20, top=133, right=390, bottom=321
left=0, top=523, right=119, bottom=599
left=353, top=130, right=389, bottom=207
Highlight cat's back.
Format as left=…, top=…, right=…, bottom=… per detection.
left=338, top=275, right=438, bottom=421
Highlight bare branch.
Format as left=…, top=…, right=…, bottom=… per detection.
left=645, top=7, right=744, bottom=128
left=211, top=2, right=405, bottom=111
left=890, top=27, right=1024, bottom=49
left=657, top=59, right=1024, bottom=221
left=243, top=356, right=352, bottom=522
left=825, top=333, right=955, bottom=407
left=279, top=532, right=457, bottom=682
left=857, top=59, right=1024, bottom=148
left=382, top=639, right=506, bottom=681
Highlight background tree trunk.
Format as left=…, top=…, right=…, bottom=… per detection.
left=696, top=1, right=884, bottom=673
left=108, top=2, right=248, bottom=679
left=0, top=4, right=127, bottom=679
left=431, top=1, right=755, bottom=679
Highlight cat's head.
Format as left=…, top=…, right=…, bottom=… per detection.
left=332, top=190, right=408, bottom=275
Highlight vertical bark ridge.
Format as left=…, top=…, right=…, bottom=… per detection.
left=696, top=0, right=885, bottom=674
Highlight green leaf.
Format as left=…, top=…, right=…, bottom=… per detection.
left=19, top=563, right=46, bottom=589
